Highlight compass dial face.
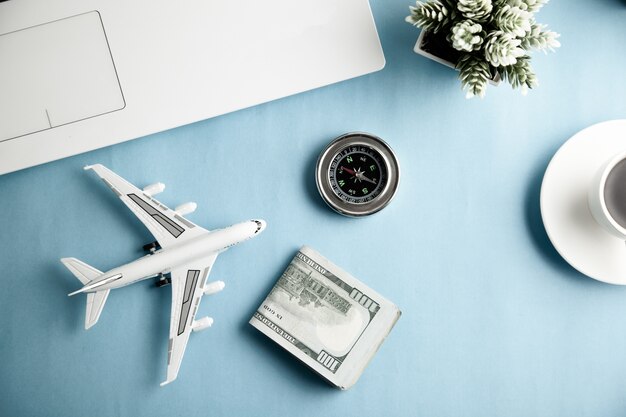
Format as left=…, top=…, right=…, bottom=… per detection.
left=316, top=132, right=400, bottom=217
left=329, top=145, right=387, bottom=204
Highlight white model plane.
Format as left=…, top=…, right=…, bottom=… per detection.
left=61, top=164, right=266, bottom=386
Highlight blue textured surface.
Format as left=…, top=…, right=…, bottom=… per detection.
left=2, top=1, right=626, bottom=416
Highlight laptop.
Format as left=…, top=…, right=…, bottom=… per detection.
left=0, top=0, right=385, bottom=175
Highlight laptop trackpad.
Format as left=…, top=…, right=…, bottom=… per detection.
left=0, top=11, right=125, bottom=142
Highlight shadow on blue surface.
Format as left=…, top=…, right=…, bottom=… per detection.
left=303, top=141, right=333, bottom=215
left=523, top=154, right=590, bottom=284
left=48, top=262, right=85, bottom=332
left=241, top=325, right=335, bottom=392
left=145, top=279, right=171, bottom=385
left=244, top=251, right=295, bottom=315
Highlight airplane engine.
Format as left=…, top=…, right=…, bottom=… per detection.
left=192, top=316, right=213, bottom=332
left=143, top=182, right=165, bottom=197
left=174, top=202, right=197, bottom=216
left=203, top=280, right=225, bottom=295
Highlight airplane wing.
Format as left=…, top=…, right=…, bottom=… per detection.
left=85, top=164, right=207, bottom=248
left=161, top=254, right=219, bottom=386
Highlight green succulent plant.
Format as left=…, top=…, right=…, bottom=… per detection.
left=406, top=0, right=559, bottom=98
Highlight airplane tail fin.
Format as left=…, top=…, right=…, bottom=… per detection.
left=60, top=257, right=110, bottom=329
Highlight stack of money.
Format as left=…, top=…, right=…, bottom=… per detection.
left=249, top=246, right=401, bottom=389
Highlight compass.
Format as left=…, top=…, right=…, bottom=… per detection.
left=316, top=132, right=400, bottom=217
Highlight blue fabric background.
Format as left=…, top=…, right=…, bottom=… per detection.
left=2, top=1, right=626, bottom=416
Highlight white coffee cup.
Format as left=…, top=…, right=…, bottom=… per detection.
left=588, top=151, right=626, bottom=239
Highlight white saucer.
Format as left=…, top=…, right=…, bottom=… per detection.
left=541, top=120, right=626, bottom=285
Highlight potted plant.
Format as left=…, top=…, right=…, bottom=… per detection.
left=406, top=0, right=560, bottom=98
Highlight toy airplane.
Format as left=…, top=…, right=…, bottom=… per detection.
left=61, top=164, right=266, bottom=386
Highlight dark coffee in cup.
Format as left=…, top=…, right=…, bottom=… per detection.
left=604, top=159, right=626, bottom=228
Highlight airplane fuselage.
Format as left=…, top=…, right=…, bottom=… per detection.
left=76, top=220, right=264, bottom=293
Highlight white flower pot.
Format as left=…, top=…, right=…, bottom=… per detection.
left=413, top=30, right=500, bottom=85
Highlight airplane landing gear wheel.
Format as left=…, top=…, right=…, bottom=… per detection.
left=155, top=273, right=171, bottom=287
left=143, top=241, right=160, bottom=254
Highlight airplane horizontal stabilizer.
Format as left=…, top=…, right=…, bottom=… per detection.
left=85, top=289, right=110, bottom=330
left=61, top=257, right=102, bottom=284
left=60, top=258, right=109, bottom=329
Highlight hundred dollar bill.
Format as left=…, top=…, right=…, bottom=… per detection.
left=249, top=246, right=401, bottom=389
